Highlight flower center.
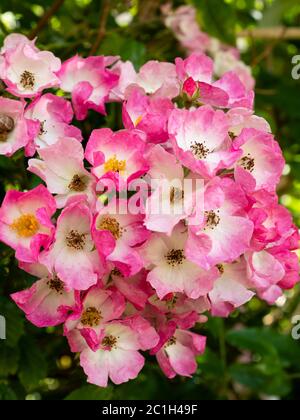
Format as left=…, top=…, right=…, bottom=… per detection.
left=217, top=264, right=225, bottom=274
left=239, top=154, right=255, bottom=173
left=68, top=174, right=87, bottom=192
left=104, top=155, right=126, bottom=173
left=39, top=120, right=47, bottom=136
left=66, top=230, right=86, bottom=250
left=98, top=217, right=122, bottom=240
left=20, top=70, right=35, bottom=90
left=166, top=249, right=186, bottom=267
left=47, top=276, right=64, bottom=294
left=166, top=294, right=178, bottom=310
left=81, top=307, right=102, bottom=327
left=0, top=114, right=15, bottom=142
left=190, top=142, right=210, bottom=160
left=170, top=187, right=184, bottom=204
left=134, top=116, right=143, bottom=127
left=11, top=214, right=39, bottom=238
left=102, top=335, right=118, bottom=350
left=165, top=336, right=177, bottom=348
left=204, top=210, right=221, bottom=230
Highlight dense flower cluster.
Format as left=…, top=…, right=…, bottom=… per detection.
left=0, top=30, right=299, bottom=388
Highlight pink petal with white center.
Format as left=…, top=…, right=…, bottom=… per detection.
left=214, top=71, right=254, bottom=109
left=233, top=128, right=285, bottom=193
left=0, top=97, right=32, bottom=157
left=141, top=225, right=218, bottom=299
left=85, top=128, right=149, bottom=188
left=28, top=137, right=96, bottom=208
left=11, top=274, right=77, bottom=327
left=109, top=60, right=137, bottom=101
left=169, top=106, right=240, bottom=178
left=1, top=42, right=61, bottom=97
left=25, top=93, right=82, bottom=151
left=209, top=260, right=255, bottom=317
left=40, top=201, right=100, bottom=290
left=136, top=60, right=179, bottom=98
left=0, top=185, right=56, bottom=263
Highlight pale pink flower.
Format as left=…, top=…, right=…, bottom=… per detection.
left=28, top=137, right=96, bottom=209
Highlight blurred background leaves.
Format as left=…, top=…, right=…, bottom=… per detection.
left=0, top=0, right=299, bottom=400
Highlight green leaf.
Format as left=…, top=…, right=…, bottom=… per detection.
left=229, top=364, right=291, bottom=397
left=226, top=328, right=279, bottom=360
left=18, top=336, right=47, bottom=391
left=259, top=0, right=299, bottom=27
left=65, top=384, right=114, bottom=400
left=0, top=383, right=17, bottom=400
left=0, top=297, right=25, bottom=348
left=0, top=344, right=19, bottom=377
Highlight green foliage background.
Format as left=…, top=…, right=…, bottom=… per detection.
left=0, top=0, right=300, bottom=400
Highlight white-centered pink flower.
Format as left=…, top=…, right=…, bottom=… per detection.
left=85, top=128, right=149, bottom=189
left=25, top=93, right=82, bottom=153
left=186, top=177, right=254, bottom=269
left=152, top=321, right=206, bottom=379
left=40, top=201, right=102, bottom=291
left=209, top=259, right=255, bottom=317
left=79, top=315, right=159, bottom=387
left=11, top=262, right=79, bottom=327
left=169, top=106, right=242, bottom=178
left=233, top=128, right=285, bottom=193
left=28, top=137, right=96, bottom=209
left=140, top=223, right=218, bottom=299
left=0, top=185, right=56, bottom=263
left=65, top=286, right=125, bottom=351
left=0, top=34, right=61, bottom=97
left=0, top=97, right=36, bottom=156
left=93, top=199, right=150, bottom=277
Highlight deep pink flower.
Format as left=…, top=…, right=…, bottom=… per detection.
left=122, top=86, right=174, bottom=143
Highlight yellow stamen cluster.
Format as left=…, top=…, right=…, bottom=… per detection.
left=11, top=214, right=39, bottom=238
left=104, top=155, right=126, bottom=173
left=81, top=307, right=102, bottom=327
left=98, top=217, right=122, bottom=240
